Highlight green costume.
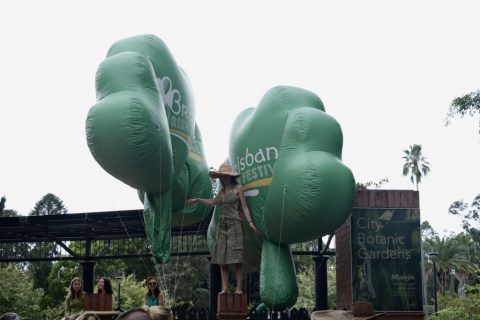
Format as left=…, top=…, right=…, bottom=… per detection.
left=211, top=185, right=244, bottom=265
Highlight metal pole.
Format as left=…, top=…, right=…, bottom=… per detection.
left=433, top=260, right=438, bottom=314
left=81, top=238, right=95, bottom=294
left=428, top=252, right=439, bottom=315
left=245, top=272, right=250, bottom=305
left=209, top=258, right=221, bottom=320
left=313, top=238, right=328, bottom=310
left=313, top=256, right=328, bottom=310
left=115, top=276, right=124, bottom=312
left=80, top=260, right=96, bottom=294
left=117, top=282, right=121, bottom=311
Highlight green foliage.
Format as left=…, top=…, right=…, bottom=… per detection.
left=424, top=234, right=474, bottom=294
left=355, top=178, right=389, bottom=190
left=0, top=209, right=18, bottom=217
left=421, top=221, right=437, bottom=241
left=0, top=266, right=44, bottom=319
left=93, top=255, right=210, bottom=309
left=0, top=196, right=5, bottom=213
left=294, top=267, right=314, bottom=310
left=429, top=293, right=480, bottom=320
left=94, top=259, right=129, bottom=282
left=27, top=194, right=69, bottom=308
left=465, top=284, right=480, bottom=295
left=327, top=258, right=336, bottom=309
left=43, top=261, right=81, bottom=309
left=193, top=288, right=209, bottom=309
left=29, top=193, right=68, bottom=216
left=113, top=275, right=145, bottom=310
left=92, top=239, right=157, bottom=282
left=449, top=194, right=480, bottom=244
left=156, top=256, right=209, bottom=308
left=30, top=261, right=53, bottom=296
left=446, top=90, right=480, bottom=134
left=293, top=255, right=336, bottom=310
left=0, top=196, right=18, bottom=217
left=43, top=305, right=64, bottom=320
left=402, top=144, right=430, bottom=191
left=422, top=221, right=480, bottom=317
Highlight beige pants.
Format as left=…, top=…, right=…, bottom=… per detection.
left=212, top=218, right=244, bottom=265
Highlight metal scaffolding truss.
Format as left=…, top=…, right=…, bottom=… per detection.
left=0, top=210, right=210, bottom=262
left=0, top=209, right=329, bottom=263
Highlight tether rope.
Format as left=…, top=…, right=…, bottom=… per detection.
left=170, top=188, right=213, bottom=303
left=138, top=167, right=214, bottom=307
left=140, top=210, right=169, bottom=302
left=96, top=167, right=155, bottom=278
left=170, top=179, right=190, bottom=303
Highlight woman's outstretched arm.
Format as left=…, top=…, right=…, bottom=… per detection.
left=186, top=192, right=222, bottom=206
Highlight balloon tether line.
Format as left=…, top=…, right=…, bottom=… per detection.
left=171, top=187, right=213, bottom=302
left=96, top=165, right=155, bottom=277
left=170, top=176, right=189, bottom=303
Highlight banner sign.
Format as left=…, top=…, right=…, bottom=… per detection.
left=351, top=208, right=422, bottom=311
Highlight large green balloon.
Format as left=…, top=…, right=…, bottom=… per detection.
left=87, top=51, right=173, bottom=193
left=230, top=86, right=355, bottom=242
left=208, top=86, right=355, bottom=308
left=86, top=35, right=211, bottom=263
left=107, top=34, right=196, bottom=180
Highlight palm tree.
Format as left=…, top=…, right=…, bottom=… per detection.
left=424, top=235, right=474, bottom=295
left=402, top=144, right=430, bottom=191
left=450, top=233, right=478, bottom=298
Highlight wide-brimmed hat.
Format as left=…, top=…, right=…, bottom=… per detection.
left=209, top=163, right=240, bottom=178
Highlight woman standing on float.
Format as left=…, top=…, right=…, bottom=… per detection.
left=186, top=163, right=259, bottom=294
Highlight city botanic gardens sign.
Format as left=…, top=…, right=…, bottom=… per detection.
left=351, top=208, right=422, bottom=311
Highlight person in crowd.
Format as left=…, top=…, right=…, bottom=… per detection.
left=115, top=308, right=150, bottom=320
left=186, top=162, right=259, bottom=294
left=0, top=313, right=21, bottom=320
left=63, top=277, right=86, bottom=320
left=97, top=277, right=114, bottom=308
left=143, top=276, right=164, bottom=307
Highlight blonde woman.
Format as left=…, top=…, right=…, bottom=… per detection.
left=63, top=277, right=85, bottom=320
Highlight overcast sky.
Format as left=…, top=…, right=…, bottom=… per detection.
left=1, top=1, right=479, bottom=235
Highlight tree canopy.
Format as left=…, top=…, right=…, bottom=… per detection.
left=0, top=196, right=18, bottom=217
left=0, top=196, right=5, bottom=213
left=446, top=90, right=480, bottom=134
left=449, top=194, right=480, bottom=244
left=355, top=178, right=389, bottom=190
left=29, top=193, right=68, bottom=216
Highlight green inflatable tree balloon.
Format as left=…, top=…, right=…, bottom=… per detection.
left=86, top=35, right=212, bottom=263
left=208, top=86, right=355, bottom=308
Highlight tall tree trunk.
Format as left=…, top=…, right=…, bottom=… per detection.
left=449, top=274, right=455, bottom=294
left=454, top=272, right=467, bottom=299
left=437, top=272, right=445, bottom=294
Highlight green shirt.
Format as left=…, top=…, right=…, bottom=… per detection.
left=146, top=293, right=159, bottom=307
left=65, top=294, right=85, bottom=315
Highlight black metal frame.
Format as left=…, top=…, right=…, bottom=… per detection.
left=0, top=209, right=329, bottom=262
left=0, top=210, right=209, bottom=242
